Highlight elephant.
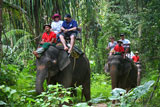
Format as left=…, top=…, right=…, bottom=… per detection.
left=105, top=55, right=137, bottom=91
left=135, top=62, right=142, bottom=86
left=35, top=45, right=91, bottom=101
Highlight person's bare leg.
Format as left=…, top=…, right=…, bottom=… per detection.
left=33, top=51, right=40, bottom=58
left=59, top=35, right=68, bottom=51
left=68, top=35, right=75, bottom=53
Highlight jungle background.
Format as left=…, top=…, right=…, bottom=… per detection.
left=0, top=0, right=160, bottom=106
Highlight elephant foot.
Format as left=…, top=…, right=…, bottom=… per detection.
left=88, top=102, right=92, bottom=106
left=112, top=100, right=115, bottom=104
left=61, top=100, right=73, bottom=107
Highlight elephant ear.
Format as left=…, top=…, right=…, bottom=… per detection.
left=58, top=50, right=71, bottom=71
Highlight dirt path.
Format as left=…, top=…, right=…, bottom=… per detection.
left=93, top=103, right=107, bottom=107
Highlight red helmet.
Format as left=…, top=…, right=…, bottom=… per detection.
left=52, top=13, right=61, bottom=20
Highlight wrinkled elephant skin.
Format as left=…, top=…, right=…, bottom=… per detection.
left=35, top=46, right=91, bottom=101
left=105, top=55, right=137, bottom=91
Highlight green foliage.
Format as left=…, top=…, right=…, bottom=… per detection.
left=141, top=68, right=160, bottom=106
left=34, top=84, right=73, bottom=107
left=15, top=60, right=36, bottom=92
left=0, top=85, right=18, bottom=106
left=108, top=81, right=155, bottom=107
left=2, top=29, right=35, bottom=65
left=1, top=0, right=160, bottom=106
left=91, top=73, right=111, bottom=99
left=0, top=64, right=19, bottom=86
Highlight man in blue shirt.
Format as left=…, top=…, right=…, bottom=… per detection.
left=59, top=14, right=78, bottom=54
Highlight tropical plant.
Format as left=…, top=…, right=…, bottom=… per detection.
left=108, top=81, right=155, bottom=107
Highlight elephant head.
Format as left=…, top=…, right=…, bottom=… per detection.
left=107, top=55, right=132, bottom=90
left=35, top=46, right=71, bottom=94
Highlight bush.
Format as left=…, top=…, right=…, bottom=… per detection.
left=91, top=73, right=111, bottom=99
left=108, top=81, right=155, bottom=107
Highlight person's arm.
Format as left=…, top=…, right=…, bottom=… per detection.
left=122, top=47, right=125, bottom=53
left=51, top=22, right=54, bottom=31
left=106, top=46, right=110, bottom=50
left=67, top=27, right=77, bottom=31
left=126, top=40, right=131, bottom=45
left=58, top=21, right=64, bottom=33
left=106, top=43, right=110, bottom=50
left=122, top=47, right=125, bottom=58
left=132, top=56, right=135, bottom=60
left=113, top=46, right=117, bottom=54
left=40, top=39, right=44, bottom=44
left=66, top=20, right=78, bottom=32
left=61, top=21, right=66, bottom=31
left=40, top=34, right=45, bottom=44
left=138, top=56, right=140, bottom=61
left=49, top=33, right=56, bottom=44
left=49, top=38, right=55, bottom=44
left=61, top=26, right=65, bottom=31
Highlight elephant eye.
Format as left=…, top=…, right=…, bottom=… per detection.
left=47, top=61, right=52, bottom=67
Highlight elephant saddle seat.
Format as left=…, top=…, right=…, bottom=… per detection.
left=56, top=43, right=83, bottom=58
left=124, top=57, right=134, bottom=64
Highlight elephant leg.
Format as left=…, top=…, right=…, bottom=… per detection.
left=60, top=69, right=72, bottom=88
left=137, top=72, right=141, bottom=86
left=47, top=76, right=56, bottom=85
left=118, top=78, right=125, bottom=89
left=82, top=79, right=91, bottom=101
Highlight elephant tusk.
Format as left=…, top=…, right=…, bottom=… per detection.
left=52, top=60, right=57, bottom=64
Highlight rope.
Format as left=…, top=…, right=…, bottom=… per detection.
left=26, top=35, right=41, bottom=43
left=73, top=57, right=76, bottom=71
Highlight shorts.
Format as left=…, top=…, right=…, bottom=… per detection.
left=56, top=33, right=61, bottom=43
left=60, top=31, right=78, bottom=37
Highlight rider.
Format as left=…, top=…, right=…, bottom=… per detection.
left=125, top=47, right=134, bottom=60
left=51, top=13, right=63, bottom=43
left=106, top=37, right=117, bottom=56
left=59, top=14, right=78, bottom=54
left=114, top=40, right=125, bottom=56
left=33, top=24, right=56, bottom=58
left=120, top=34, right=131, bottom=50
left=132, top=51, right=140, bottom=63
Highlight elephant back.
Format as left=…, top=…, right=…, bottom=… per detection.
left=127, top=61, right=138, bottom=88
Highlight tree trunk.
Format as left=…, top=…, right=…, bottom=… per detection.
left=0, top=0, right=3, bottom=62
left=34, top=0, right=40, bottom=46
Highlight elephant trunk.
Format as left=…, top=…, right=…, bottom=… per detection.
left=36, top=67, right=47, bottom=94
left=110, top=65, right=118, bottom=89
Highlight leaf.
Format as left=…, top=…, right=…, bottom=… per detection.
left=109, top=88, right=126, bottom=100
left=27, top=90, right=36, bottom=93
left=89, top=97, right=106, bottom=104
left=75, top=102, right=89, bottom=107
left=26, top=98, right=36, bottom=103
left=0, top=85, right=5, bottom=89
left=5, top=87, right=11, bottom=92
left=0, top=101, right=7, bottom=105
left=10, top=89, right=17, bottom=95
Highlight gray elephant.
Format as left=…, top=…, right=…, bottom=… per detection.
left=35, top=46, right=91, bottom=101
left=135, top=62, right=142, bottom=86
left=105, top=55, right=137, bottom=91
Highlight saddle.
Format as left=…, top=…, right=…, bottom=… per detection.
left=56, top=43, right=83, bottom=59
